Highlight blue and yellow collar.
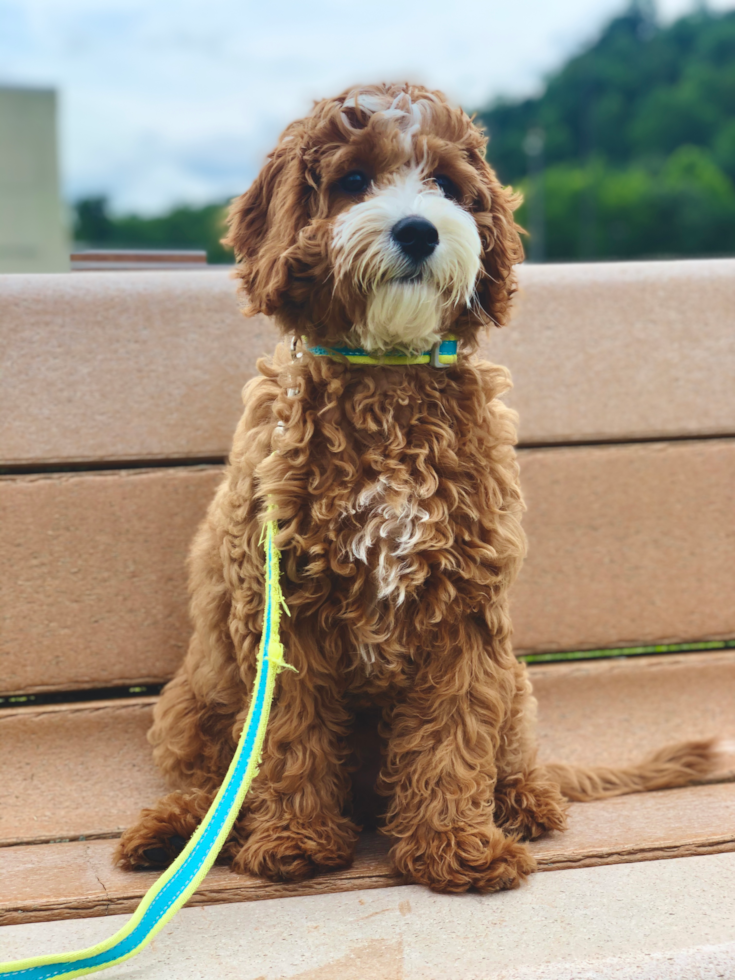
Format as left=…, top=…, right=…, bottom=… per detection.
left=306, top=335, right=458, bottom=368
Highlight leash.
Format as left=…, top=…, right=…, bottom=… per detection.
left=0, top=514, right=293, bottom=980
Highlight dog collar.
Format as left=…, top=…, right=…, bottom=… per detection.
left=305, top=334, right=458, bottom=368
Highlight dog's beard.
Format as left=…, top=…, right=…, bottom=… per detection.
left=333, top=171, right=482, bottom=353
left=354, top=281, right=444, bottom=352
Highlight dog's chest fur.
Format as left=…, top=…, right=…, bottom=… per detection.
left=254, top=353, right=524, bottom=683
left=344, top=465, right=435, bottom=605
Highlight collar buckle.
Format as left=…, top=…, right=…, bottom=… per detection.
left=430, top=341, right=448, bottom=368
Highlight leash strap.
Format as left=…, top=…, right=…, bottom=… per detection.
left=0, top=516, right=291, bottom=980
left=307, top=334, right=458, bottom=366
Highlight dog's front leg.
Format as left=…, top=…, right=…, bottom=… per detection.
left=225, top=654, right=359, bottom=882
left=379, top=648, right=536, bottom=894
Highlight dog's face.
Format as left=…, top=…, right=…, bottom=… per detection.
left=226, top=83, right=523, bottom=352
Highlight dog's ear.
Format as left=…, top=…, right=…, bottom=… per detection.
left=472, top=162, right=525, bottom=329
left=224, top=127, right=311, bottom=317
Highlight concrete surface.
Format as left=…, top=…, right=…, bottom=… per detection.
left=3, top=652, right=734, bottom=848
left=2, top=852, right=735, bottom=979
left=0, top=466, right=221, bottom=694
left=2, top=260, right=735, bottom=466
left=4, top=438, right=735, bottom=694
left=0, top=271, right=271, bottom=466
left=514, top=438, right=735, bottom=654
left=4, top=782, right=735, bottom=924
left=500, top=258, right=735, bottom=446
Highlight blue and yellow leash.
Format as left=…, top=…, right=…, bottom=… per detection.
left=0, top=515, right=292, bottom=980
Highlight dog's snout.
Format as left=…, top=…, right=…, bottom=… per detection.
left=391, top=216, right=439, bottom=262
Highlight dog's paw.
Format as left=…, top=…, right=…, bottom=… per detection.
left=391, top=824, right=536, bottom=894
left=230, top=819, right=359, bottom=882
left=115, top=789, right=211, bottom=871
left=495, top=774, right=569, bottom=840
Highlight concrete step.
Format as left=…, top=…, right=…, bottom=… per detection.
left=4, top=262, right=735, bottom=468
left=2, top=852, right=735, bottom=979
left=4, top=444, right=735, bottom=695
left=3, top=783, right=735, bottom=926
left=3, top=652, right=733, bottom=848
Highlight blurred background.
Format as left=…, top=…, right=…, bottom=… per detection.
left=2, top=0, right=735, bottom=270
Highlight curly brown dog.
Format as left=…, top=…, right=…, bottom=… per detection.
left=117, top=82, right=718, bottom=893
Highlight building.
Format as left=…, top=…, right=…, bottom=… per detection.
left=0, top=86, right=69, bottom=273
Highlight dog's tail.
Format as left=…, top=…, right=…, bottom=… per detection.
left=542, top=738, right=728, bottom=802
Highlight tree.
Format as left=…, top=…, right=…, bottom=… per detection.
left=475, top=5, right=735, bottom=260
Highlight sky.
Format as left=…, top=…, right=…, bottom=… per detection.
left=1, top=0, right=734, bottom=214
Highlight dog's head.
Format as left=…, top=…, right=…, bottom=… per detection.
left=226, top=83, right=523, bottom=353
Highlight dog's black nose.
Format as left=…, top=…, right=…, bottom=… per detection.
left=391, top=216, right=439, bottom=262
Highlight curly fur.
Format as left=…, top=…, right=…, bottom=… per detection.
left=117, top=83, right=721, bottom=893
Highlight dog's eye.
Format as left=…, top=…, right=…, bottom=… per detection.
left=433, top=174, right=459, bottom=200
left=338, top=170, right=370, bottom=194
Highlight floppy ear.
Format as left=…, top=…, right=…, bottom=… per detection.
left=224, top=127, right=310, bottom=317
left=472, top=162, right=525, bottom=329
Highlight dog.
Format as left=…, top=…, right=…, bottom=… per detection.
left=117, top=83, right=719, bottom=893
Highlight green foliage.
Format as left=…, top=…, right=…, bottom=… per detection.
left=514, top=146, right=735, bottom=260
left=73, top=197, right=233, bottom=264
left=476, top=5, right=735, bottom=260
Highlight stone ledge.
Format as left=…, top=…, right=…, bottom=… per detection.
left=3, top=852, right=735, bottom=979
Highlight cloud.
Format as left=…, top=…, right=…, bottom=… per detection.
left=2, top=0, right=733, bottom=212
